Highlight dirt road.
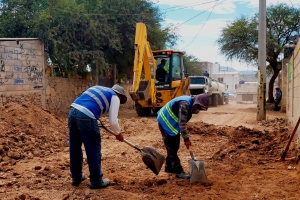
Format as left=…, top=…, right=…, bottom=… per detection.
left=191, top=101, right=286, bottom=129
left=0, top=102, right=298, bottom=200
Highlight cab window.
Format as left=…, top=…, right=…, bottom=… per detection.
left=172, top=53, right=181, bottom=80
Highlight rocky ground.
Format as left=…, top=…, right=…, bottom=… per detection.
left=0, top=102, right=299, bottom=200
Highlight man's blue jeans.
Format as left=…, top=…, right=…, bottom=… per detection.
left=68, top=107, right=103, bottom=185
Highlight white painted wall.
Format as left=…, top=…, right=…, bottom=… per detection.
left=210, top=72, right=240, bottom=94
left=212, top=62, right=220, bottom=74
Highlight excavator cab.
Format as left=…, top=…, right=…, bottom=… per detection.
left=153, top=50, right=186, bottom=90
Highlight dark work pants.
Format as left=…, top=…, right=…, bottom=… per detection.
left=68, top=107, right=103, bottom=186
left=158, top=123, right=183, bottom=173
left=274, top=98, right=281, bottom=111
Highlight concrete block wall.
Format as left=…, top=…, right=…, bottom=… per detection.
left=0, top=39, right=45, bottom=108
left=0, top=39, right=135, bottom=117
left=280, top=59, right=288, bottom=112
left=0, top=39, right=97, bottom=116
left=0, top=40, right=45, bottom=92
left=286, top=39, right=300, bottom=149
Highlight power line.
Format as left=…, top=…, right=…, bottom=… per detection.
left=162, top=0, right=219, bottom=13
left=160, top=0, right=207, bottom=10
left=288, top=0, right=294, bottom=7
left=51, top=1, right=219, bottom=17
left=182, top=0, right=226, bottom=50
left=174, top=0, right=225, bottom=28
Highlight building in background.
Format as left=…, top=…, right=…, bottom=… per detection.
left=200, top=61, right=213, bottom=75
left=236, top=82, right=258, bottom=104
left=210, top=62, right=240, bottom=95
left=239, top=70, right=257, bottom=82
left=196, top=61, right=259, bottom=98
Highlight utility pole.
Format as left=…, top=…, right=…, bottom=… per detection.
left=257, top=0, right=266, bottom=121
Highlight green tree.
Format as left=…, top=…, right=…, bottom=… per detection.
left=216, top=3, right=300, bottom=102
left=0, top=0, right=178, bottom=80
left=97, top=0, right=178, bottom=75
left=183, top=52, right=201, bottom=76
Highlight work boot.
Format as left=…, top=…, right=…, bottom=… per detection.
left=72, top=173, right=85, bottom=186
left=176, top=172, right=190, bottom=179
left=90, top=178, right=110, bottom=189
left=164, top=167, right=178, bottom=174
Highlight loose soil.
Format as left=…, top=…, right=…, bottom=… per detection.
left=0, top=101, right=299, bottom=200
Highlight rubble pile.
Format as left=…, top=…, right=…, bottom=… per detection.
left=212, top=125, right=291, bottom=162
left=186, top=121, right=291, bottom=163
left=257, top=117, right=287, bottom=127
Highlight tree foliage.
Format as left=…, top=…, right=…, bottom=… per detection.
left=0, top=0, right=178, bottom=78
left=183, top=52, right=201, bottom=76
left=216, top=3, right=300, bottom=102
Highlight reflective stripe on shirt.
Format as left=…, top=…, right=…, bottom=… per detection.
left=84, top=91, right=106, bottom=114
left=89, top=87, right=110, bottom=113
left=70, top=103, right=96, bottom=119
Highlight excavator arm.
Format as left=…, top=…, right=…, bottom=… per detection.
left=130, top=22, right=157, bottom=106
left=129, top=22, right=190, bottom=116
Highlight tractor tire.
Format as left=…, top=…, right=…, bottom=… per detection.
left=212, top=94, right=218, bottom=107
left=152, top=107, right=161, bottom=114
left=218, top=95, right=224, bottom=105
left=135, top=101, right=151, bottom=116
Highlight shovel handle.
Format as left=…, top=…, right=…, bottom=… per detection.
left=188, top=147, right=196, bottom=160
left=98, top=122, right=142, bottom=152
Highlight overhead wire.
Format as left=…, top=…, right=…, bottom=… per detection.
left=50, top=0, right=221, bottom=16
left=48, top=0, right=219, bottom=17
left=174, top=0, right=225, bottom=28
left=161, top=0, right=219, bottom=13
left=159, top=0, right=208, bottom=11
left=288, top=0, right=294, bottom=7
left=182, top=0, right=226, bottom=50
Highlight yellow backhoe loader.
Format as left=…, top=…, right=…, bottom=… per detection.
left=129, top=22, right=190, bottom=116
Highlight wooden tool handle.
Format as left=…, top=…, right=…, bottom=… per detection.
left=281, top=116, right=300, bottom=159
left=99, top=121, right=142, bottom=152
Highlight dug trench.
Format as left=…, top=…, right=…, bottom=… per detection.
left=0, top=103, right=299, bottom=200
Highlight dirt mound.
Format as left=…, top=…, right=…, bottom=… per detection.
left=187, top=122, right=293, bottom=163
left=0, top=103, right=68, bottom=167
left=187, top=121, right=228, bottom=136
left=257, top=117, right=287, bottom=127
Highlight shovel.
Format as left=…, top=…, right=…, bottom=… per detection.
left=274, top=116, right=300, bottom=161
left=188, top=148, right=207, bottom=183
left=98, top=121, right=165, bottom=175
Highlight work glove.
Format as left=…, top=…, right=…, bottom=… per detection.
left=184, top=139, right=192, bottom=149
left=115, top=133, right=124, bottom=142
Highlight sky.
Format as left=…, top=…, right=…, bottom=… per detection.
left=149, top=0, right=300, bottom=71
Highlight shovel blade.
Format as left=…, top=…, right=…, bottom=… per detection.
left=189, top=160, right=207, bottom=183
left=141, top=146, right=165, bottom=175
